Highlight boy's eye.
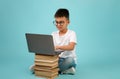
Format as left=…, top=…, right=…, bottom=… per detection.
left=53, top=21, right=65, bottom=26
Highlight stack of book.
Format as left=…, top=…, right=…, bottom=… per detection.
left=34, top=54, right=59, bottom=79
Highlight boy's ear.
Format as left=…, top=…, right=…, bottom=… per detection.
left=68, top=20, right=70, bottom=24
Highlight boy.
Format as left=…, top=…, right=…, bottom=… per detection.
left=52, top=8, right=77, bottom=75
left=30, top=8, right=77, bottom=75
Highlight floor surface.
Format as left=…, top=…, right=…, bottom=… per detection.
left=0, top=56, right=120, bottom=79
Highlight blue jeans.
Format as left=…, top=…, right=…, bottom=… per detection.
left=58, top=57, right=76, bottom=72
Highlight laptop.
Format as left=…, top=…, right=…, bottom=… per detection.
left=25, top=33, right=63, bottom=55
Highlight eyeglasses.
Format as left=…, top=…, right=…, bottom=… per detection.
left=53, top=21, right=65, bottom=26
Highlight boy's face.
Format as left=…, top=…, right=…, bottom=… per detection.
left=54, top=17, right=69, bottom=31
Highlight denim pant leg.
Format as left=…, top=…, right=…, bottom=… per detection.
left=58, top=57, right=76, bottom=72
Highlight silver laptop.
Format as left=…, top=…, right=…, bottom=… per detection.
left=25, top=33, right=63, bottom=55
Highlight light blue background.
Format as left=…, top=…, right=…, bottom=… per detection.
left=0, top=0, right=120, bottom=79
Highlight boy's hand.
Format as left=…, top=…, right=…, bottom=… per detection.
left=55, top=46, right=61, bottom=50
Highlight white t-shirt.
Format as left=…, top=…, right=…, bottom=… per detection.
left=51, top=29, right=77, bottom=60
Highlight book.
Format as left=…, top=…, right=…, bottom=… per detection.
left=35, top=68, right=59, bottom=78
left=35, top=54, right=59, bottom=61
left=34, top=64, right=58, bottom=70
left=35, top=57, right=59, bottom=63
left=34, top=60, right=58, bottom=67
left=35, top=72, right=58, bottom=79
left=34, top=67, right=59, bottom=72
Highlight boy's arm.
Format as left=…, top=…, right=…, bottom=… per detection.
left=55, top=42, right=76, bottom=51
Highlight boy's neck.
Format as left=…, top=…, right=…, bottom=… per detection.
left=59, top=29, right=68, bottom=36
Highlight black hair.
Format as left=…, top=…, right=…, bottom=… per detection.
left=54, top=8, right=69, bottom=20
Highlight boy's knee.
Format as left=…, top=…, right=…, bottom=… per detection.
left=65, top=57, right=74, bottom=64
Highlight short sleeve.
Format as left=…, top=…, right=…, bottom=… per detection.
left=70, top=31, right=77, bottom=44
